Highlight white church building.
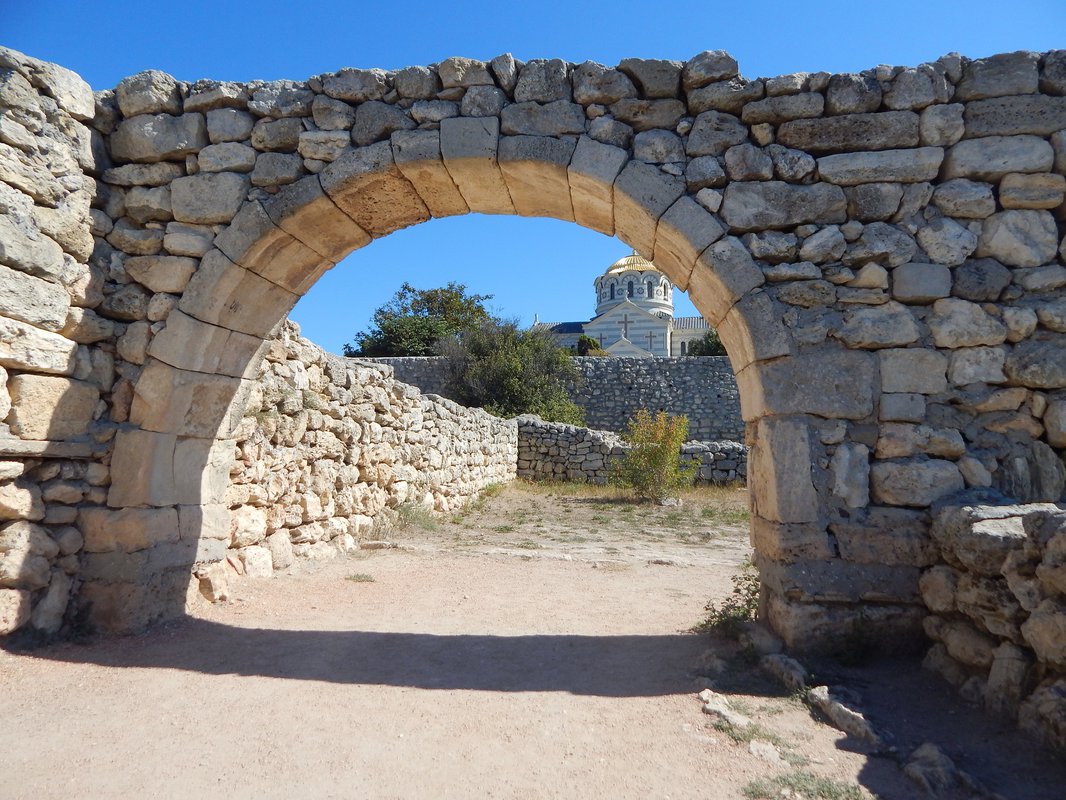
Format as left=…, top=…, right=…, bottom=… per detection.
left=534, top=253, right=711, bottom=357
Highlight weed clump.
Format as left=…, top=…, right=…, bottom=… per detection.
left=612, top=409, right=697, bottom=503
left=695, top=559, right=760, bottom=637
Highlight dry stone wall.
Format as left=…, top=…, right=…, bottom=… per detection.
left=372, top=354, right=745, bottom=440
left=923, top=497, right=1066, bottom=751
left=223, top=322, right=516, bottom=584
left=516, top=415, right=746, bottom=484
left=1, top=44, right=1066, bottom=660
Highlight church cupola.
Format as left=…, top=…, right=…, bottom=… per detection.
left=594, top=251, right=674, bottom=318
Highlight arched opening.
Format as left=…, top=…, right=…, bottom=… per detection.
left=626, top=280, right=634, bottom=298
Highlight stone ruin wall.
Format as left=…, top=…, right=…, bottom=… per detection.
left=372, top=354, right=745, bottom=440
left=921, top=500, right=1066, bottom=751
left=516, top=414, right=746, bottom=484
left=0, top=41, right=1065, bottom=748
left=219, top=322, right=516, bottom=589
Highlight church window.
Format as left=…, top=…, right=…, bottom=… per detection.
left=627, top=280, right=634, bottom=298
left=609, top=284, right=615, bottom=300
left=647, top=280, right=655, bottom=298
left=680, top=341, right=687, bottom=356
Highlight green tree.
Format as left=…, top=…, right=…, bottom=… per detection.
left=576, top=334, right=608, bottom=356
left=438, top=320, right=585, bottom=424
left=343, top=282, right=494, bottom=357
left=612, top=409, right=697, bottom=502
left=686, top=328, right=727, bottom=356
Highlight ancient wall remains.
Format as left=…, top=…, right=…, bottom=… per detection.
left=372, top=354, right=745, bottom=440
left=516, top=415, right=746, bottom=484
left=923, top=498, right=1066, bottom=751
left=220, top=322, right=516, bottom=585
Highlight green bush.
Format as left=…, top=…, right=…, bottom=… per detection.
left=576, top=334, right=608, bottom=356
left=695, top=558, right=760, bottom=636
left=438, top=320, right=585, bottom=424
left=686, top=328, right=727, bottom=356
left=613, top=409, right=696, bottom=502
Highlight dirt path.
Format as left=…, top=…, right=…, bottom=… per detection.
left=2, top=483, right=1064, bottom=799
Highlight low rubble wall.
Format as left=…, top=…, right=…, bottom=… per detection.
left=923, top=496, right=1066, bottom=751
left=515, top=415, right=747, bottom=485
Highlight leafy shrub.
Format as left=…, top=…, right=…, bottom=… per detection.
left=613, top=409, right=696, bottom=502
left=695, top=559, right=760, bottom=637
left=576, top=334, right=608, bottom=356
left=686, top=328, right=727, bottom=356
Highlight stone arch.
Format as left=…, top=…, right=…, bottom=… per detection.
left=2, top=47, right=1065, bottom=655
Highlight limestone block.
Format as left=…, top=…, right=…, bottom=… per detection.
left=999, top=172, right=1066, bottom=210
left=129, top=358, right=245, bottom=439
left=928, top=298, right=1007, bottom=348
left=891, top=262, right=951, bottom=304
left=170, top=171, right=249, bottom=224
left=1021, top=599, right=1066, bottom=669
left=952, top=258, right=1012, bottom=301
left=870, top=458, right=965, bottom=507
left=230, top=506, right=267, bottom=547
left=837, top=302, right=919, bottom=348
left=0, top=520, right=58, bottom=560
left=758, top=555, right=921, bottom=605
left=514, top=59, right=572, bottom=102
left=311, top=95, right=356, bottom=130
left=247, top=82, right=313, bottom=117
left=976, top=209, right=1059, bottom=268
left=0, top=264, right=69, bottom=332
left=0, top=544, right=49, bottom=589
left=461, top=87, right=506, bottom=118
left=0, top=481, right=44, bottom=522
left=262, top=175, right=372, bottom=262
left=735, top=346, right=875, bottom=421
left=778, top=111, right=919, bottom=154
left=652, top=197, right=725, bottom=289
left=824, top=73, right=882, bottom=115
left=916, top=218, right=977, bottom=266
left=749, top=516, right=832, bottom=561
left=206, top=108, right=255, bottom=144
left=239, top=546, right=274, bottom=578
left=920, top=566, right=959, bottom=613
left=321, top=68, right=388, bottom=101
left=687, top=236, right=766, bottom=326
left=830, top=442, right=869, bottom=508
left=682, top=51, right=739, bottom=91
left=437, top=58, right=493, bottom=90
left=986, top=642, right=1034, bottom=717
left=266, top=530, right=294, bottom=569
left=720, top=181, right=846, bottom=232
left=817, top=147, right=943, bottom=185
left=608, top=99, right=685, bottom=132
left=948, top=346, right=1007, bottom=386
left=1005, top=336, right=1066, bottom=388
left=178, top=250, right=297, bottom=338
left=955, top=51, right=1040, bottom=101
left=686, top=77, right=764, bottom=115
left=844, top=183, right=904, bottom=222
left=123, top=255, right=197, bottom=294
left=919, top=103, right=965, bottom=146
left=613, top=161, right=685, bottom=257
left=106, top=428, right=177, bottom=508
left=749, top=416, right=819, bottom=523
left=963, top=95, right=1066, bottom=139
left=179, top=504, right=230, bottom=542
left=0, top=214, right=67, bottom=280
left=685, top=111, right=748, bottom=157
left=148, top=310, right=264, bottom=379
left=832, top=509, right=938, bottom=567
left=1004, top=307, right=1039, bottom=343
left=724, top=143, right=772, bottom=181
left=499, top=101, right=585, bottom=137
left=0, top=588, right=29, bottom=634
left=184, top=80, right=248, bottom=113
left=633, top=130, right=684, bottom=164
left=489, top=54, right=518, bottom=95
left=110, top=113, right=207, bottom=163
left=741, top=92, right=823, bottom=125
left=1045, top=401, right=1066, bottom=447
left=498, top=135, right=576, bottom=221
left=163, top=221, right=213, bottom=257
left=880, top=392, right=926, bottom=422
left=437, top=117, right=514, bottom=216
left=568, top=136, right=627, bottom=235
left=249, top=153, right=303, bottom=187
left=573, top=62, right=637, bottom=104
left=214, top=201, right=329, bottom=294
left=197, top=142, right=256, bottom=173
left=942, top=136, right=1054, bottom=181
left=875, top=423, right=966, bottom=459
left=7, top=374, right=97, bottom=440
left=80, top=506, right=179, bottom=553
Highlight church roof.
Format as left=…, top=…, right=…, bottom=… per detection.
left=533, top=321, right=585, bottom=333
left=604, top=251, right=660, bottom=275
left=671, top=316, right=710, bottom=330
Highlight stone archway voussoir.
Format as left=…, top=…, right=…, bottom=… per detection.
left=568, top=135, right=627, bottom=235
left=651, top=196, right=726, bottom=291
left=391, top=129, right=470, bottom=219
left=716, top=291, right=793, bottom=373
left=498, top=134, right=576, bottom=221
left=686, top=236, right=766, bottom=327
left=261, top=174, right=372, bottom=262
left=129, top=358, right=249, bottom=440
left=612, top=160, right=685, bottom=259
left=148, top=308, right=267, bottom=379
left=439, top=116, right=516, bottom=215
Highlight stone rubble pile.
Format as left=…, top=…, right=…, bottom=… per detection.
left=225, top=322, right=516, bottom=577
left=516, top=415, right=747, bottom=484
left=923, top=497, right=1066, bottom=750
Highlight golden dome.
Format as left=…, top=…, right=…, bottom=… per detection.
left=604, top=251, right=659, bottom=275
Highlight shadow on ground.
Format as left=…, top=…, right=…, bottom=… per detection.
left=6, top=618, right=714, bottom=697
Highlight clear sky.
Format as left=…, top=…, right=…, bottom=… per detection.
left=6, top=0, right=1064, bottom=353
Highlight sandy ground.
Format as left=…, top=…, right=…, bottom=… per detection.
left=2, top=482, right=1065, bottom=799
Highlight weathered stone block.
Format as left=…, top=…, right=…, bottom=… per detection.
left=778, top=111, right=919, bottom=154
left=170, top=172, right=249, bottom=224
left=613, top=161, right=685, bottom=257
left=687, top=236, right=765, bottom=326
left=735, top=347, right=875, bottom=421
left=1005, top=336, right=1066, bottom=389
left=7, top=374, right=97, bottom=440
left=568, top=136, right=628, bottom=235
left=891, top=262, right=951, bottom=304
left=837, top=302, right=919, bottom=349
left=80, top=506, right=179, bottom=553
left=652, top=197, right=724, bottom=286
left=871, top=458, right=965, bottom=507
left=498, top=135, right=576, bottom=221
left=608, top=98, right=685, bottom=132
left=720, top=181, right=846, bottom=231
left=749, top=417, right=819, bottom=523
left=976, top=209, right=1059, bottom=268
left=942, top=136, right=1054, bottom=181
left=817, top=147, right=943, bottom=185
left=438, top=117, right=514, bottom=216
left=955, top=51, right=1040, bottom=101
left=110, top=113, right=207, bottom=163
left=500, top=101, right=585, bottom=136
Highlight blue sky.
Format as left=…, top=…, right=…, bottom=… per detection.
left=7, top=0, right=1065, bottom=353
